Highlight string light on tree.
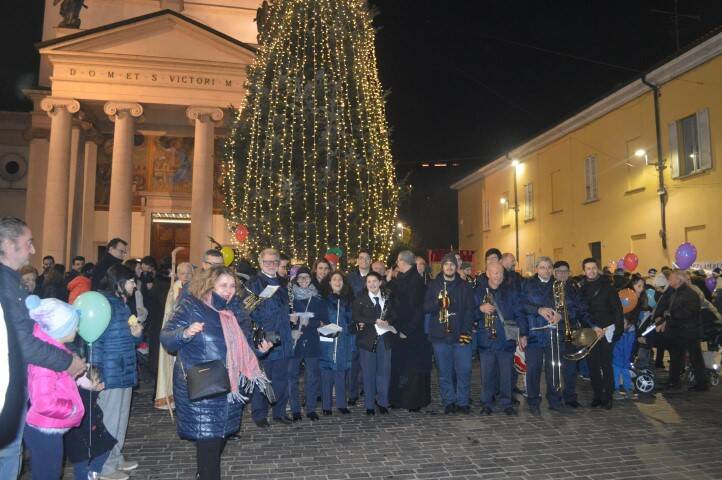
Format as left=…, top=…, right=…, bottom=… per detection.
left=222, top=0, right=399, bottom=265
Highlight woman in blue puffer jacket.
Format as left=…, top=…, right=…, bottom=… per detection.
left=319, top=271, right=355, bottom=414
left=161, top=266, right=271, bottom=480
left=93, top=264, right=143, bottom=478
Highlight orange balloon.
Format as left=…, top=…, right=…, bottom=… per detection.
left=618, top=288, right=638, bottom=314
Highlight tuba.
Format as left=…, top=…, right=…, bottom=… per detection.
left=438, top=281, right=454, bottom=333
left=483, top=288, right=497, bottom=340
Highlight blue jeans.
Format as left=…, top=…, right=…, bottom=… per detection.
left=23, top=425, right=64, bottom=480
left=288, top=357, right=320, bottom=415
left=480, top=349, right=513, bottom=410
left=525, top=343, right=578, bottom=408
left=252, top=357, right=289, bottom=421
left=0, top=403, right=25, bottom=479
left=359, top=336, right=392, bottom=410
left=73, top=451, right=111, bottom=480
left=321, top=369, right=348, bottom=410
left=614, top=365, right=632, bottom=392
left=432, top=342, right=472, bottom=407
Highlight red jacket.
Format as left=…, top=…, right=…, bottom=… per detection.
left=26, top=325, right=84, bottom=431
left=67, top=275, right=91, bottom=305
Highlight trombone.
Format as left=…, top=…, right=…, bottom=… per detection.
left=531, top=321, right=562, bottom=393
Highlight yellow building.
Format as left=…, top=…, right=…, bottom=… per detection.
left=453, top=32, right=722, bottom=275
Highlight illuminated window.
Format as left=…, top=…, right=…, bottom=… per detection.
left=669, top=109, right=712, bottom=178
left=524, top=183, right=534, bottom=220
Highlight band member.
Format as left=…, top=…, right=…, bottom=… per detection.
left=352, top=271, right=396, bottom=415
left=287, top=267, right=327, bottom=421
left=501, top=253, right=523, bottom=292
left=474, top=248, right=502, bottom=292
left=346, top=250, right=370, bottom=405
left=477, top=262, right=523, bottom=415
left=248, top=248, right=293, bottom=427
left=388, top=250, right=431, bottom=412
left=578, top=258, right=624, bottom=409
left=348, top=250, right=371, bottom=296
left=424, top=253, right=475, bottom=414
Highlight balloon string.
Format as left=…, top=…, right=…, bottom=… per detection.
left=88, top=343, right=93, bottom=460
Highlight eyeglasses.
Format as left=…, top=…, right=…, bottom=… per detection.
left=554, top=269, right=570, bottom=274
left=203, top=260, right=224, bottom=267
left=261, top=260, right=280, bottom=265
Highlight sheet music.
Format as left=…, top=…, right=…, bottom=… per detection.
left=259, top=285, right=280, bottom=299
left=605, top=324, right=615, bottom=343
left=375, top=324, right=398, bottom=336
left=318, top=323, right=343, bottom=336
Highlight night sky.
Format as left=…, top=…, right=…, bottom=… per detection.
left=2, top=0, right=721, bottom=252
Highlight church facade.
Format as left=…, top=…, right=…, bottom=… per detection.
left=0, top=0, right=262, bottom=267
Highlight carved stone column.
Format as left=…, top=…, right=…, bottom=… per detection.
left=40, top=97, right=80, bottom=262
left=104, top=102, right=143, bottom=244
left=186, top=106, right=224, bottom=264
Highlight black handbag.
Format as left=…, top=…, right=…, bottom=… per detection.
left=181, top=359, right=230, bottom=402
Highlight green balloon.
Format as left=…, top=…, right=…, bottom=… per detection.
left=74, top=291, right=112, bottom=343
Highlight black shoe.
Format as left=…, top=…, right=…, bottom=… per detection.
left=566, top=400, right=581, bottom=408
left=273, top=415, right=293, bottom=425
left=503, top=407, right=517, bottom=416
left=444, top=404, right=456, bottom=415
left=338, top=408, right=351, bottom=414
left=548, top=404, right=564, bottom=412
left=292, top=412, right=302, bottom=422
left=590, top=398, right=603, bottom=408
left=227, top=433, right=242, bottom=442
left=664, top=382, right=682, bottom=392
left=307, top=412, right=319, bottom=421
left=322, top=409, right=332, bottom=416
left=378, top=406, right=389, bottom=415
left=689, top=384, right=710, bottom=392
left=603, top=400, right=613, bottom=410
left=348, top=398, right=358, bottom=406
left=366, top=409, right=375, bottom=416
left=457, top=405, right=471, bottom=414
left=528, top=407, right=541, bottom=416
left=254, top=419, right=270, bottom=428
left=479, top=407, right=493, bottom=416
left=408, top=407, right=421, bottom=412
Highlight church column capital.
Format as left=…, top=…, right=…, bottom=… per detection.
left=186, top=106, right=224, bottom=124
left=40, top=97, right=80, bottom=116
left=103, top=102, right=144, bottom=121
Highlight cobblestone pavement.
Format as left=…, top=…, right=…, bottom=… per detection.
left=46, top=364, right=722, bottom=479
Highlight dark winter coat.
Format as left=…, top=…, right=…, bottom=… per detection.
left=91, top=253, right=121, bottom=291
left=160, top=292, right=248, bottom=441
left=247, top=273, right=292, bottom=360
left=320, top=294, right=354, bottom=371
left=353, top=290, right=397, bottom=352
left=504, top=269, right=523, bottom=293
left=0, top=263, right=71, bottom=372
left=291, top=294, right=327, bottom=358
left=64, top=388, right=117, bottom=462
left=388, top=268, right=431, bottom=371
left=347, top=268, right=368, bottom=297
left=579, top=276, right=625, bottom=341
left=520, top=276, right=592, bottom=347
left=423, top=275, right=475, bottom=344
left=655, top=283, right=702, bottom=340
left=0, top=274, right=26, bottom=448
left=476, top=282, right=524, bottom=352
left=92, top=293, right=141, bottom=389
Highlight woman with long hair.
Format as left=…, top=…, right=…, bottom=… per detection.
left=311, top=258, right=332, bottom=290
left=94, top=264, right=143, bottom=479
left=161, top=266, right=272, bottom=480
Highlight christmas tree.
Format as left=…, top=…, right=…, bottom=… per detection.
left=222, top=0, right=399, bottom=265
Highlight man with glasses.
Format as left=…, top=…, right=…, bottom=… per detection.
left=92, top=238, right=128, bottom=290
left=247, top=248, right=293, bottom=427
left=201, top=249, right=224, bottom=270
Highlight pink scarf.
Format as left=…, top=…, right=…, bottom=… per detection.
left=205, top=297, right=266, bottom=402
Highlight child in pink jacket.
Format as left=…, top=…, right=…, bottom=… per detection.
left=23, top=295, right=85, bottom=480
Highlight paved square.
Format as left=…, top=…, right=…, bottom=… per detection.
left=108, top=364, right=722, bottom=480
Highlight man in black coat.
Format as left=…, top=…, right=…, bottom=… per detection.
left=388, top=250, right=430, bottom=411
left=91, top=238, right=128, bottom=290
left=655, top=270, right=707, bottom=391
left=578, top=257, right=624, bottom=409
left=0, top=218, right=86, bottom=476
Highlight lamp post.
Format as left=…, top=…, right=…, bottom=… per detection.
left=511, top=159, right=520, bottom=261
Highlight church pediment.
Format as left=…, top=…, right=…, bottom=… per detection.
left=37, top=10, right=255, bottom=106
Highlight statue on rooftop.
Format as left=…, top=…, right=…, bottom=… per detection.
left=53, top=0, right=87, bottom=29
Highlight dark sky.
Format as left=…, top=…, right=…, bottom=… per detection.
left=2, top=0, right=721, bottom=251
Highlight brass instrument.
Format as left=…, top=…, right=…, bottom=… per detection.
left=553, top=280, right=573, bottom=344
left=564, top=330, right=604, bottom=361
left=241, top=284, right=265, bottom=313
left=438, top=281, right=454, bottom=333
left=483, top=288, right=497, bottom=340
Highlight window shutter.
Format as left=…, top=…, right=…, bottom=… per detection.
left=584, top=155, right=597, bottom=201
left=590, top=156, right=598, bottom=200
left=668, top=121, right=680, bottom=178
left=697, top=108, right=712, bottom=171
left=524, top=183, right=534, bottom=220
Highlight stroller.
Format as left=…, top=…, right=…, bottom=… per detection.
left=631, top=362, right=656, bottom=394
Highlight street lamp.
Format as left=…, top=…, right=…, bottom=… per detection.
left=635, top=148, right=652, bottom=166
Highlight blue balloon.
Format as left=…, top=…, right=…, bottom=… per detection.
left=73, top=292, right=111, bottom=343
left=675, top=242, right=697, bottom=270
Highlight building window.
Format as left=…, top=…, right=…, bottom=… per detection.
left=669, top=109, right=712, bottom=178
left=589, top=241, right=602, bottom=265
left=524, top=253, right=536, bottom=275
left=482, top=199, right=490, bottom=231
left=500, top=190, right=510, bottom=226
left=524, top=183, right=534, bottom=220
left=551, top=170, right=563, bottom=212
left=584, top=155, right=598, bottom=202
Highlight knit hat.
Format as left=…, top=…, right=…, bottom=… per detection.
left=295, top=266, right=312, bottom=279
left=441, top=253, right=457, bottom=266
left=460, top=261, right=472, bottom=270
left=652, top=273, right=668, bottom=289
left=25, top=295, right=79, bottom=340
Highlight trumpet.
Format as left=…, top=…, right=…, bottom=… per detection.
left=241, top=284, right=265, bottom=313
left=438, top=281, right=454, bottom=333
left=483, top=288, right=497, bottom=340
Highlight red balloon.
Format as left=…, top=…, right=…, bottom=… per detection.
left=234, top=224, right=249, bottom=244
left=623, top=253, right=639, bottom=272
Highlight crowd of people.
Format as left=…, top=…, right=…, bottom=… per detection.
left=1, top=215, right=721, bottom=480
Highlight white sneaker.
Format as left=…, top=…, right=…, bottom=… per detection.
left=99, top=472, right=129, bottom=480
left=117, top=460, right=139, bottom=472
